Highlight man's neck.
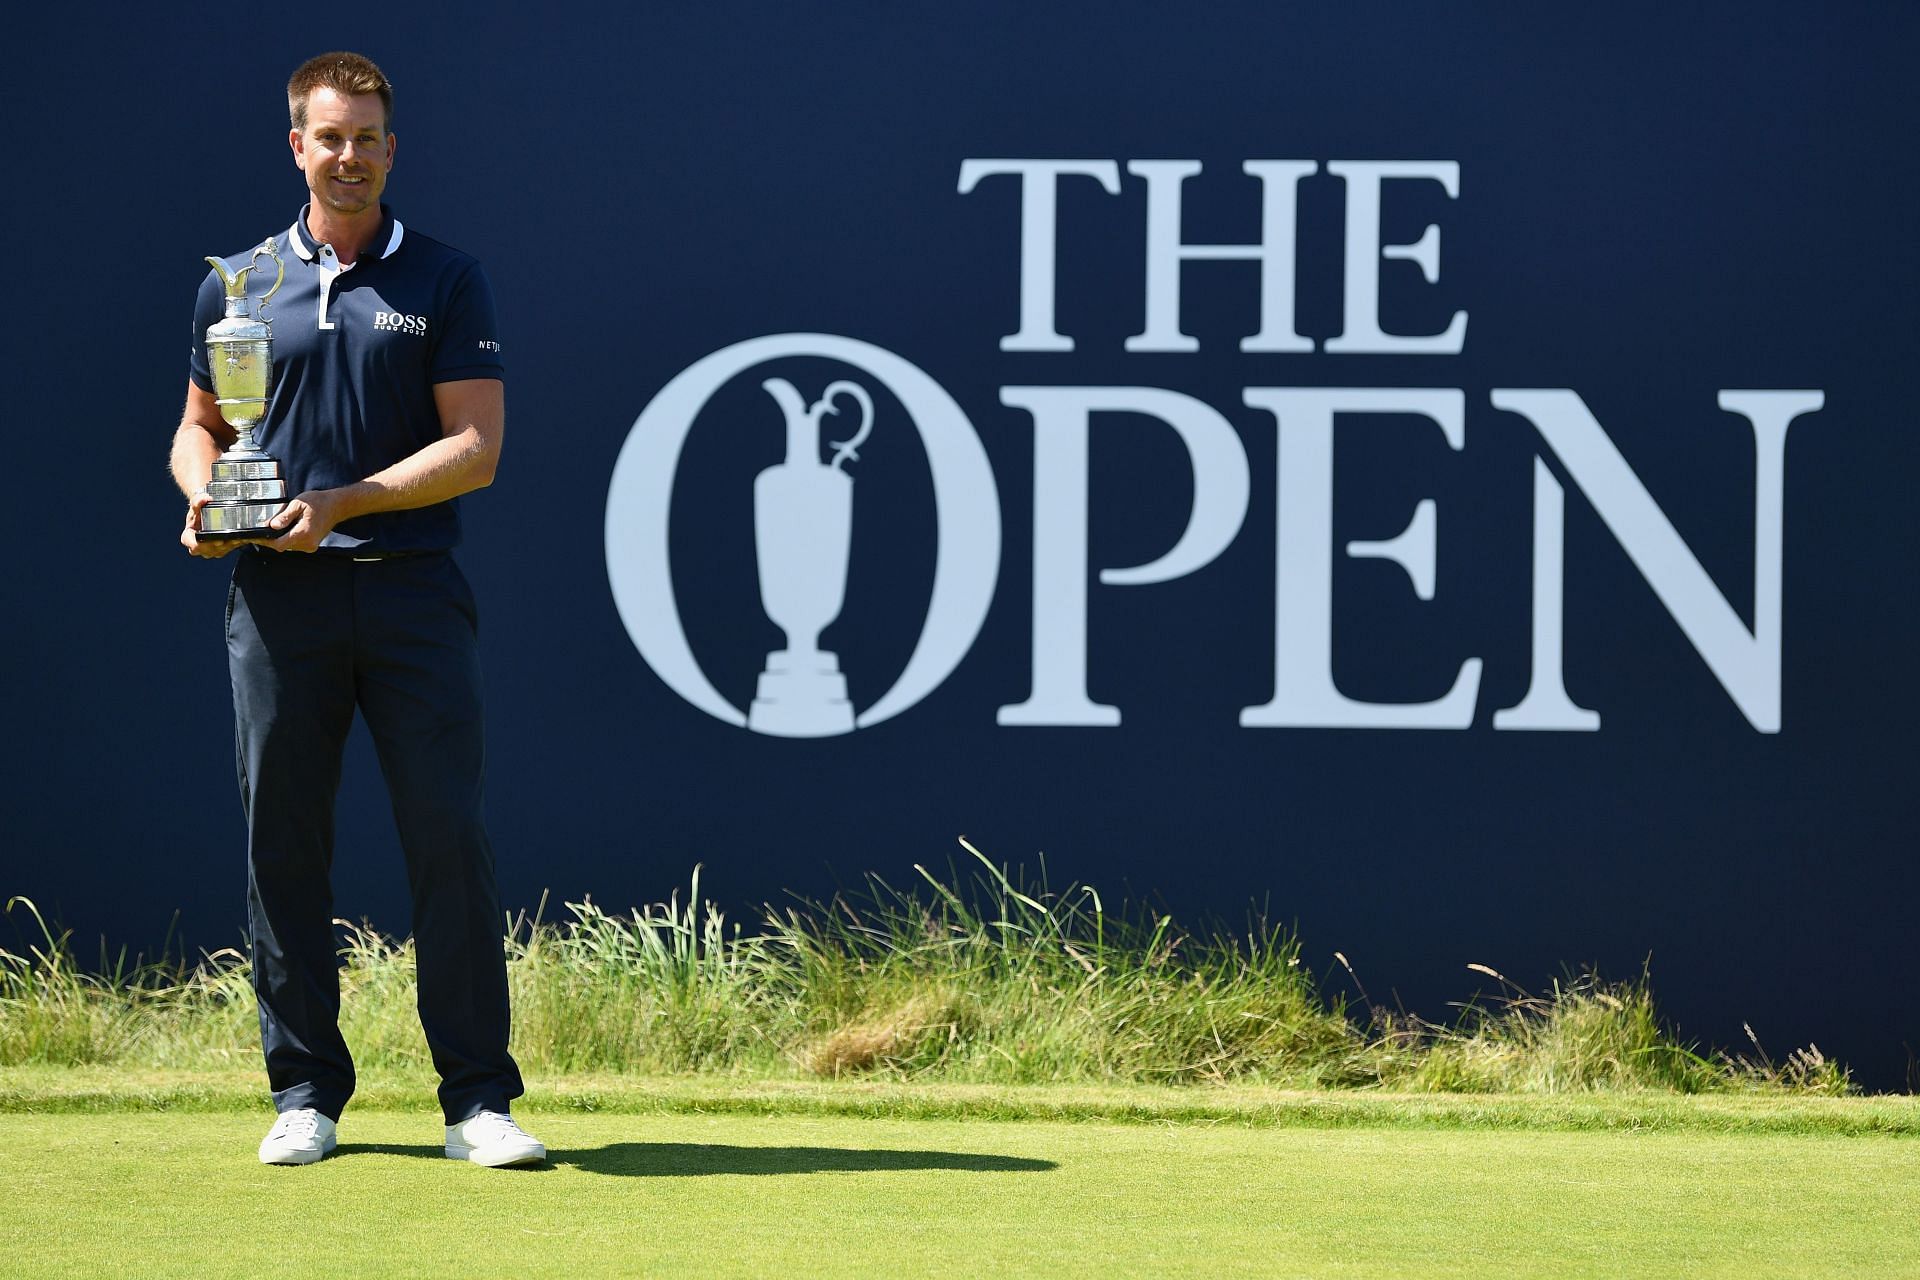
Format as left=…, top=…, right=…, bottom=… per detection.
left=305, top=205, right=382, bottom=267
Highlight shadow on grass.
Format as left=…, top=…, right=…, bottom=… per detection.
left=333, top=1142, right=550, bottom=1169
left=560, top=1143, right=1057, bottom=1177
left=335, top=1142, right=1056, bottom=1177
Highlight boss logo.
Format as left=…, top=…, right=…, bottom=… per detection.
left=373, top=310, right=429, bottom=335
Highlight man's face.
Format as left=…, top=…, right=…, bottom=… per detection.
left=289, top=87, right=394, bottom=217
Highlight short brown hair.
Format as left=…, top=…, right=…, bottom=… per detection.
left=287, top=51, right=393, bottom=132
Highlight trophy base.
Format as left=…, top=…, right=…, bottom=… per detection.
left=749, top=650, right=854, bottom=737
left=199, top=500, right=288, bottom=540
left=200, top=447, right=288, bottom=539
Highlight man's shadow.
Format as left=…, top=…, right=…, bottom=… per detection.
left=561, top=1143, right=1056, bottom=1177
left=338, top=1142, right=1056, bottom=1177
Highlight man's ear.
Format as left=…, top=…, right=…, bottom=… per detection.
left=290, top=127, right=304, bottom=167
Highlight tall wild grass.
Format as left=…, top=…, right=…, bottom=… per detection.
left=0, top=843, right=1849, bottom=1094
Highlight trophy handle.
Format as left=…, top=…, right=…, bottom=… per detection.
left=821, top=381, right=874, bottom=471
left=247, top=239, right=286, bottom=324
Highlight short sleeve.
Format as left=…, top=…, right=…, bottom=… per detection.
left=430, top=260, right=506, bottom=384
left=188, top=269, right=224, bottom=391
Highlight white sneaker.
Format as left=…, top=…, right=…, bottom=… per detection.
left=259, top=1108, right=337, bottom=1165
left=445, top=1110, right=545, bottom=1167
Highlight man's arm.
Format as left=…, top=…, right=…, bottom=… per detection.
left=264, top=378, right=506, bottom=553
left=172, top=382, right=244, bottom=558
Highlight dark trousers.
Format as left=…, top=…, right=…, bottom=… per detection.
left=227, top=549, right=524, bottom=1125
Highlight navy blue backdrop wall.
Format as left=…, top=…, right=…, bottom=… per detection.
left=7, top=4, right=1916, bottom=1087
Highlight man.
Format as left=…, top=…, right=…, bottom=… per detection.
left=170, top=51, right=542, bottom=1169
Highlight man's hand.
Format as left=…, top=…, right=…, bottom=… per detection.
left=181, top=489, right=255, bottom=559
left=259, top=490, right=344, bottom=553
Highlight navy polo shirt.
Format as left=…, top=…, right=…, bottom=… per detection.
left=190, top=205, right=505, bottom=553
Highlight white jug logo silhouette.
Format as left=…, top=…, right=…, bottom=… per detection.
left=605, top=333, right=1001, bottom=736
left=749, top=379, right=876, bottom=736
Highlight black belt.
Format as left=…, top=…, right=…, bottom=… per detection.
left=245, top=546, right=441, bottom=562
left=347, top=549, right=439, bottom=562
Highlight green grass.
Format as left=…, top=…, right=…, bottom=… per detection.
left=2, top=1109, right=1916, bottom=1278
left=8, top=849, right=1902, bottom=1276
left=0, top=847, right=1858, bottom=1096
left=5, top=1069, right=1917, bottom=1135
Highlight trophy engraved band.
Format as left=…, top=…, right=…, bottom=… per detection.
left=198, top=240, right=290, bottom=540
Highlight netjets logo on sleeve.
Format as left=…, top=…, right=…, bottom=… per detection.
left=603, top=334, right=1000, bottom=738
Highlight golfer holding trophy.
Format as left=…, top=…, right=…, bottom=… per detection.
left=168, top=51, right=543, bottom=1168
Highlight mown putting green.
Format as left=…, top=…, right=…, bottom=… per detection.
left=3, top=1108, right=1917, bottom=1277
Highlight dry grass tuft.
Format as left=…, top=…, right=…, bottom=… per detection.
left=802, top=991, right=959, bottom=1076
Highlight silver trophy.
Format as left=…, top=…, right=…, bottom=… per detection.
left=197, top=240, right=288, bottom=539
left=748, top=379, right=875, bottom=737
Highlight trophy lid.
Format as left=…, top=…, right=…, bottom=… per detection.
left=205, top=313, right=272, bottom=343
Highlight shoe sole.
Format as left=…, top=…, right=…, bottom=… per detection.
left=260, top=1136, right=337, bottom=1166
left=446, top=1143, right=546, bottom=1168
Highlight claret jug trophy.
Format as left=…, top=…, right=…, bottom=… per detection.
left=197, top=240, right=288, bottom=539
